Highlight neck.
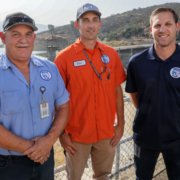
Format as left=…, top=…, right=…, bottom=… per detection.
left=7, top=54, right=30, bottom=70
left=80, top=38, right=97, bottom=50
left=154, top=43, right=176, bottom=60
left=14, top=62, right=29, bottom=70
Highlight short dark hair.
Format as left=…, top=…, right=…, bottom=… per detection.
left=150, top=7, right=179, bottom=25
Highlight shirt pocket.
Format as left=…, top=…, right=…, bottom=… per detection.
left=1, top=90, right=25, bottom=115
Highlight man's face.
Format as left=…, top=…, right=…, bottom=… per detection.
left=150, top=11, right=179, bottom=48
left=2, top=24, right=36, bottom=63
left=76, top=12, right=101, bottom=41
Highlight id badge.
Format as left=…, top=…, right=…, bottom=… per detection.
left=40, top=102, right=50, bottom=119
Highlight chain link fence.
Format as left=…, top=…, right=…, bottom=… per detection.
left=54, top=84, right=167, bottom=180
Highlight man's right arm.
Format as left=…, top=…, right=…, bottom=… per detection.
left=0, top=125, right=33, bottom=153
left=129, top=92, right=139, bottom=108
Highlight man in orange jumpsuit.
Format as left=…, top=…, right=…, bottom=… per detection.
left=54, top=3, right=126, bottom=180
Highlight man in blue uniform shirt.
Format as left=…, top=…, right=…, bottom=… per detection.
left=126, top=7, right=180, bottom=179
left=0, top=12, right=69, bottom=180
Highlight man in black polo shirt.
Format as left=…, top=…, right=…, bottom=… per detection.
left=125, top=7, right=180, bottom=179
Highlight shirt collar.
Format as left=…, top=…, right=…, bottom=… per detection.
left=31, top=56, right=45, bottom=67
left=147, top=45, right=156, bottom=60
left=0, top=54, right=12, bottom=69
left=0, top=54, right=44, bottom=70
left=74, top=38, right=105, bottom=54
left=147, top=44, right=180, bottom=61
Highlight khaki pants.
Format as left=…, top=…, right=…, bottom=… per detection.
left=66, top=139, right=115, bottom=180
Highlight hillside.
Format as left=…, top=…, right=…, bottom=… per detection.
left=99, top=2, right=180, bottom=43
left=36, top=2, right=180, bottom=49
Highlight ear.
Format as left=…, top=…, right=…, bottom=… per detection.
left=177, top=22, right=180, bottom=31
left=74, top=21, right=79, bottom=29
left=0, top=32, right=5, bottom=44
left=34, top=33, right=36, bottom=40
left=99, top=20, right=102, bottom=28
left=150, top=25, right=152, bottom=33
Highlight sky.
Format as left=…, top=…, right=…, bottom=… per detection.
left=0, top=0, right=179, bottom=26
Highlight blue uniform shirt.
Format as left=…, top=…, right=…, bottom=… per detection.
left=125, top=44, right=180, bottom=149
left=0, top=55, right=69, bottom=155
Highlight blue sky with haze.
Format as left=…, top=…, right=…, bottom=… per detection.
left=0, top=0, right=179, bottom=26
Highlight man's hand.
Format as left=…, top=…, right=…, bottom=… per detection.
left=60, top=133, right=76, bottom=155
left=110, top=125, right=124, bottom=147
left=23, top=136, right=53, bottom=164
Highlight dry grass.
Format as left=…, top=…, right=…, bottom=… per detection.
left=104, top=38, right=153, bottom=47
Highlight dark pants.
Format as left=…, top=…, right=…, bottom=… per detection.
left=0, top=150, right=54, bottom=180
left=134, top=140, right=180, bottom=180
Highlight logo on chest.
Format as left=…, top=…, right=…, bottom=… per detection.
left=170, top=67, right=180, bottom=78
left=40, top=70, right=52, bottom=81
left=101, top=54, right=110, bottom=64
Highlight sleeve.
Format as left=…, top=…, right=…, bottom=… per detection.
left=125, top=57, right=137, bottom=93
left=54, top=66, right=69, bottom=106
left=54, top=52, right=68, bottom=86
left=114, top=51, right=126, bottom=86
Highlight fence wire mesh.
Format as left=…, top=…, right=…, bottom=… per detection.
left=54, top=85, right=167, bottom=180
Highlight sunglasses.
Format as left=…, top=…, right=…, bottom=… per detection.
left=3, top=16, right=36, bottom=31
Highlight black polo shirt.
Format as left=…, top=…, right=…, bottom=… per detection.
left=125, top=44, right=180, bottom=149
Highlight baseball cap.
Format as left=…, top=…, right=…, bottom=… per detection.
left=76, top=3, right=101, bottom=20
left=3, top=12, right=38, bottom=32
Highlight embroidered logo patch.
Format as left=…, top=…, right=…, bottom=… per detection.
left=73, top=60, right=86, bottom=67
left=101, top=54, right=110, bottom=64
left=40, top=71, right=52, bottom=80
left=170, top=67, right=180, bottom=78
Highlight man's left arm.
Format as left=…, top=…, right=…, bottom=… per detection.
left=110, top=85, right=124, bottom=147
left=24, top=102, right=69, bottom=164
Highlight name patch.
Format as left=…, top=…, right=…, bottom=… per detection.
left=74, top=60, right=86, bottom=67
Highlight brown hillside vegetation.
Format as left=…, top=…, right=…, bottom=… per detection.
left=36, top=2, right=180, bottom=48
